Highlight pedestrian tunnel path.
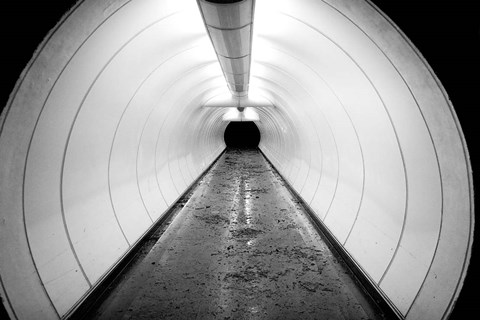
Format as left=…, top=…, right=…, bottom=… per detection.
left=0, top=0, right=473, bottom=319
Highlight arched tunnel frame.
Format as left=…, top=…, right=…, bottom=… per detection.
left=0, top=0, right=473, bottom=319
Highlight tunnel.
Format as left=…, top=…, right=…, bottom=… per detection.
left=224, top=121, right=261, bottom=149
left=0, top=0, right=476, bottom=319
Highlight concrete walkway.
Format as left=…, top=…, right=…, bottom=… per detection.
left=91, top=149, right=384, bottom=320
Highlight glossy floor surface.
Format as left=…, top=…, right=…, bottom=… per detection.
left=90, top=149, right=385, bottom=320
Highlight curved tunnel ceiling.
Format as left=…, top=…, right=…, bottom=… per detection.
left=0, top=0, right=475, bottom=319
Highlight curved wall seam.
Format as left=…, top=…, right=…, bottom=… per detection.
left=133, top=49, right=217, bottom=215
left=8, top=1, right=136, bottom=318
left=258, top=45, right=367, bottom=248
left=297, top=3, right=445, bottom=292
left=252, top=70, right=319, bottom=192
left=153, top=70, right=223, bottom=202
left=253, top=73, right=342, bottom=224
left=278, top=12, right=409, bottom=258
left=325, top=1, right=462, bottom=316
left=59, top=11, right=199, bottom=253
left=58, top=16, right=178, bottom=271
left=105, top=47, right=216, bottom=226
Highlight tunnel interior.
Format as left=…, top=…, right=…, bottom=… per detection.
left=224, top=121, right=260, bottom=149
left=0, top=0, right=475, bottom=319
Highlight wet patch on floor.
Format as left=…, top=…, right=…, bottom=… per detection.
left=194, top=213, right=229, bottom=225
left=230, top=227, right=264, bottom=238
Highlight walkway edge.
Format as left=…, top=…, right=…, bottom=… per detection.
left=259, top=148, right=403, bottom=320
left=65, top=148, right=226, bottom=320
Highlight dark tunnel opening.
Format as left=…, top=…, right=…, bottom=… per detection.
left=224, top=121, right=260, bottom=149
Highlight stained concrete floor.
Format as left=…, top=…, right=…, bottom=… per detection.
left=90, top=149, right=385, bottom=320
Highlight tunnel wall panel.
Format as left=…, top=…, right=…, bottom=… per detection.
left=323, top=1, right=469, bottom=317
left=315, top=4, right=443, bottom=313
left=1, top=0, right=227, bottom=318
left=255, top=0, right=472, bottom=319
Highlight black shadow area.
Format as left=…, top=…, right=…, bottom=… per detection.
left=224, top=121, right=260, bottom=149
